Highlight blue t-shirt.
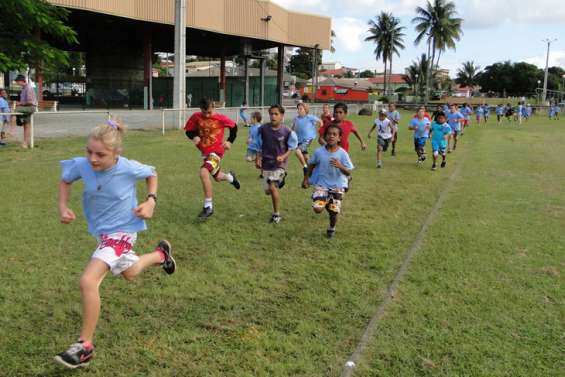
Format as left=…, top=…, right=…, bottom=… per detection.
left=0, top=97, right=9, bottom=123
left=476, top=107, right=484, bottom=115
left=60, top=156, right=156, bottom=237
left=431, top=121, right=452, bottom=145
left=447, top=111, right=464, bottom=131
left=308, top=146, right=354, bottom=190
left=247, top=123, right=261, bottom=151
left=410, top=118, right=430, bottom=139
left=496, top=106, right=504, bottom=115
left=293, top=114, right=320, bottom=144
left=483, top=106, right=489, bottom=114
left=462, top=106, right=472, bottom=119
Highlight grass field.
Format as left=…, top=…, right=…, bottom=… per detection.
left=0, top=112, right=562, bottom=376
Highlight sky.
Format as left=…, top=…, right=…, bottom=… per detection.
left=272, top=0, right=565, bottom=77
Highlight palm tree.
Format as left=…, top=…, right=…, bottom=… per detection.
left=404, top=53, right=434, bottom=96
left=412, top=0, right=463, bottom=103
left=365, top=12, right=405, bottom=96
left=455, top=61, right=480, bottom=88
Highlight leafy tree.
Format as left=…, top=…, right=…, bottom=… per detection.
left=365, top=12, right=405, bottom=96
left=288, top=48, right=322, bottom=80
left=0, top=0, right=78, bottom=72
left=455, top=61, right=481, bottom=87
left=360, top=70, right=376, bottom=78
left=476, top=61, right=543, bottom=96
left=412, top=0, right=462, bottom=102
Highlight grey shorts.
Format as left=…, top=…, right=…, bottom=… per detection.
left=263, top=169, right=286, bottom=192
left=298, top=139, right=313, bottom=154
left=377, top=136, right=392, bottom=151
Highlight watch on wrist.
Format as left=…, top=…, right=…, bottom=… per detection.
left=147, top=194, right=157, bottom=203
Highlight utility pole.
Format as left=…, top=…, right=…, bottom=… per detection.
left=542, top=38, right=557, bottom=104
left=173, top=0, right=186, bottom=128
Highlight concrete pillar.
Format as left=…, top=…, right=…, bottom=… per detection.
left=244, top=57, right=249, bottom=105
left=219, top=54, right=226, bottom=104
left=173, top=0, right=187, bottom=127
left=277, top=45, right=284, bottom=105
left=260, top=57, right=265, bottom=107
left=143, top=25, right=153, bottom=110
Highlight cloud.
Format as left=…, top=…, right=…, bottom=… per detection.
left=524, top=50, right=565, bottom=68
left=331, top=17, right=368, bottom=53
left=459, top=0, right=565, bottom=29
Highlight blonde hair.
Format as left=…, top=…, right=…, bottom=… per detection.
left=89, top=118, right=127, bottom=151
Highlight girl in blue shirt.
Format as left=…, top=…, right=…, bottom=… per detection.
left=306, top=124, right=354, bottom=238
left=55, top=120, right=176, bottom=369
left=293, top=102, right=322, bottom=188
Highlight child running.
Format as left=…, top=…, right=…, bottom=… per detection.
left=460, top=103, right=472, bottom=134
left=239, top=101, right=250, bottom=127
left=246, top=111, right=262, bottom=162
left=320, top=103, right=333, bottom=128
left=306, top=124, right=354, bottom=238
left=475, top=105, right=483, bottom=124
left=387, top=103, right=401, bottom=156
left=318, top=102, right=367, bottom=153
left=496, top=104, right=504, bottom=125
left=292, top=102, right=321, bottom=188
left=368, top=110, right=394, bottom=168
left=256, top=104, right=298, bottom=224
left=482, top=104, right=490, bottom=123
left=408, top=107, right=431, bottom=165
left=430, top=111, right=452, bottom=171
left=0, top=88, right=9, bottom=146
left=447, top=104, right=464, bottom=152
left=54, top=120, right=176, bottom=369
left=184, top=98, right=240, bottom=220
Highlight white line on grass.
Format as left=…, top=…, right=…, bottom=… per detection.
left=340, top=158, right=466, bottom=377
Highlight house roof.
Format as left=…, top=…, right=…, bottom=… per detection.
left=318, top=78, right=374, bottom=90
left=368, top=74, right=408, bottom=85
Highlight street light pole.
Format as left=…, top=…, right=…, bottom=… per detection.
left=542, top=38, right=557, bottom=104
left=173, top=0, right=187, bottom=128
left=537, top=80, right=541, bottom=105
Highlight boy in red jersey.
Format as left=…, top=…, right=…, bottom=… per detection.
left=317, top=102, right=366, bottom=153
left=184, top=98, right=240, bottom=220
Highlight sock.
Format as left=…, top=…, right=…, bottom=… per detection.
left=225, top=173, right=234, bottom=183
left=328, top=226, right=336, bottom=231
left=81, top=340, right=94, bottom=349
left=156, top=249, right=166, bottom=263
left=204, top=198, right=213, bottom=209
left=303, top=165, right=308, bottom=175
left=273, top=212, right=280, bottom=216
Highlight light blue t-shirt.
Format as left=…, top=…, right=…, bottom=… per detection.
left=308, top=146, right=354, bottom=190
left=476, top=107, right=484, bottom=115
left=447, top=111, right=464, bottom=131
left=410, top=117, right=430, bottom=139
left=431, top=121, right=452, bottom=145
left=247, top=123, right=261, bottom=151
left=0, top=97, right=9, bottom=123
left=496, top=106, right=504, bottom=115
left=483, top=106, right=490, bottom=115
left=60, top=156, right=156, bottom=237
left=463, top=106, right=472, bottom=119
left=293, top=114, right=320, bottom=144
left=387, top=110, right=400, bottom=124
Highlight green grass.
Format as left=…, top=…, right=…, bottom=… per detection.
left=0, top=113, right=562, bottom=376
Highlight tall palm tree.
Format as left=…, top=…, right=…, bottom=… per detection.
left=412, top=0, right=463, bottom=103
left=404, top=53, right=434, bottom=96
left=455, top=61, right=480, bottom=88
left=365, top=12, right=405, bottom=96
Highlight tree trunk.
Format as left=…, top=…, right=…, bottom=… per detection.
left=383, top=57, right=388, bottom=97
left=426, top=40, right=435, bottom=104
left=389, top=57, right=393, bottom=97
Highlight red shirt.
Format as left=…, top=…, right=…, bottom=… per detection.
left=321, top=113, right=333, bottom=128
left=184, top=112, right=236, bottom=157
left=319, top=119, right=357, bottom=152
left=413, top=112, right=431, bottom=121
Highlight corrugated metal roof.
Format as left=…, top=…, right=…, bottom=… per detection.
left=48, top=0, right=331, bottom=50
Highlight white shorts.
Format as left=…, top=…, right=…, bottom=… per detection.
left=263, top=168, right=286, bottom=192
left=92, top=232, right=139, bottom=276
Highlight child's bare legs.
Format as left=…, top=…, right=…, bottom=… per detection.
left=79, top=259, right=109, bottom=343
left=391, top=132, right=397, bottom=155
left=268, top=183, right=280, bottom=214
left=377, top=145, right=383, bottom=167
left=121, top=251, right=163, bottom=281
left=295, top=149, right=309, bottom=188
left=329, top=212, right=338, bottom=229
left=200, top=167, right=213, bottom=199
